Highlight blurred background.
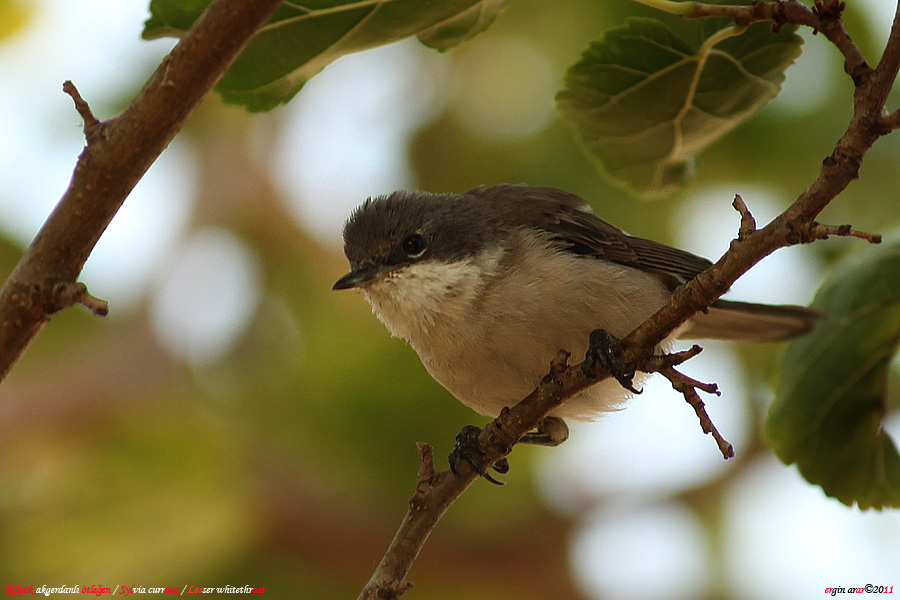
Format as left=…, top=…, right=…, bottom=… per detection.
left=1, top=0, right=899, bottom=598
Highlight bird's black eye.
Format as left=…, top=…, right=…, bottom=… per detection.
left=401, top=233, right=427, bottom=258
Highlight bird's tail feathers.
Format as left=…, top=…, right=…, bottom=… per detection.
left=678, top=299, right=823, bottom=342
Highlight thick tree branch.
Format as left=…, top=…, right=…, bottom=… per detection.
left=360, top=2, right=899, bottom=597
left=0, top=0, right=283, bottom=381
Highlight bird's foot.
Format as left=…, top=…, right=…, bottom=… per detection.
left=449, top=425, right=509, bottom=486
left=582, top=328, right=642, bottom=394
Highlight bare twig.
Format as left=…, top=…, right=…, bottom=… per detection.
left=51, top=281, right=109, bottom=317
left=638, top=345, right=733, bottom=459
left=732, top=194, right=757, bottom=240
left=809, top=0, right=872, bottom=85
left=645, top=344, right=705, bottom=369
left=62, top=81, right=102, bottom=142
left=360, top=2, right=900, bottom=597
left=788, top=221, right=883, bottom=244
left=0, top=0, right=283, bottom=382
left=658, top=366, right=732, bottom=459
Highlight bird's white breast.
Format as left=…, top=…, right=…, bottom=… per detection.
left=362, top=236, right=673, bottom=420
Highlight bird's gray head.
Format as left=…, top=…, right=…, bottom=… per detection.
left=333, top=189, right=507, bottom=290
left=333, top=184, right=600, bottom=292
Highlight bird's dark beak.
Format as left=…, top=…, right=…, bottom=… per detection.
left=332, top=265, right=378, bottom=290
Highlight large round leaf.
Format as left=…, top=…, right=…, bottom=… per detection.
left=768, top=240, right=900, bottom=510
left=557, top=17, right=802, bottom=195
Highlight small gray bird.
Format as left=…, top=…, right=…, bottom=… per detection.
left=334, top=184, right=818, bottom=446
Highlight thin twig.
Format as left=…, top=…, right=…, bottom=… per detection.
left=659, top=366, right=733, bottom=459
left=641, top=345, right=733, bottom=458
left=643, top=344, right=704, bottom=371
left=790, top=221, right=883, bottom=244
left=732, top=194, right=757, bottom=240
left=51, top=281, right=109, bottom=316
left=812, top=0, right=873, bottom=85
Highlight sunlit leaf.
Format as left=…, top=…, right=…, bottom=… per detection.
left=556, top=17, right=802, bottom=195
left=143, top=0, right=506, bottom=112
left=768, top=240, right=900, bottom=510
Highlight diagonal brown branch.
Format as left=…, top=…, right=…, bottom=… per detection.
left=359, top=350, right=605, bottom=600
left=359, top=2, right=899, bottom=598
left=0, top=0, right=283, bottom=382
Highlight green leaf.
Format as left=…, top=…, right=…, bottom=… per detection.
left=767, top=240, right=900, bottom=510
left=416, top=1, right=505, bottom=51
left=556, top=17, right=802, bottom=195
left=143, top=0, right=506, bottom=112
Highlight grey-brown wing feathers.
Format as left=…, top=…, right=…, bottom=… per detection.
left=467, top=184, right=822, bottom=342
left=468, top=184, right=714, bottom=279
left=537, top=198, right=714, bottom=280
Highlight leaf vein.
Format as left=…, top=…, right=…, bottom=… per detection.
left=260, top=0, right=397, bottom=33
